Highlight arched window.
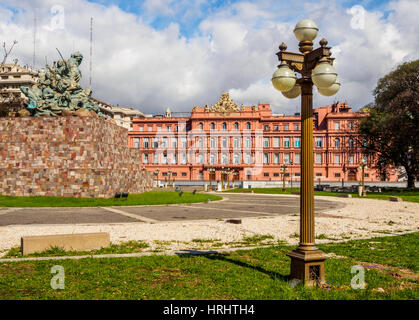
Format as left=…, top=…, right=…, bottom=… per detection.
left=246, top=137, right=251, bottom=148
left=210, top=154, right=216, bottom=164
left=222, top=122, right=227, bottom=131
left=221, top=153, right=229, bottom=164
left=246, top=122, right=251, bottom=130
left=222, top=137, right=228, bottom=148
left=199, top=123, right=203, bottom=130
left=245, top=153, right=252, bottom=164
left=233, top=153, right=240, bottom=164
left=349, top=138, right=354, bottom=148
left=210, top=137, right=215, bottom=148
left=210, top=122, right=215, bottom=130
left=234, top=122, right=239, bottom=130
left=334, top=138, right=340, bottom=148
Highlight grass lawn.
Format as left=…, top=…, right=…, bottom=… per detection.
left=224, top=187, right=419, bottom=203
left=0, top=233, right=417, bottom=299
left=3, top=235, right=281, bottom=259
left=0, top=191, right=222, bottom=207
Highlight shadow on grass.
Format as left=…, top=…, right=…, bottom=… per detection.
left=176, top=249, right=290, bottom=281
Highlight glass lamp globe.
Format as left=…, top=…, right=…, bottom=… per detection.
left=282, top=83, right=301, bottom=99
left=312, top=61, right=337, bottom=88
left=317, top=78, right=340, bottom=96
left=272, top=64, right=297, bottom=92
left=294, top=19, right=319, bottom=42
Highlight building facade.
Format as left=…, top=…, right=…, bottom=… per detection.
left=128, top=93, right=398, bottom=183
left=0, top=63, right=38, bottom=94
left=92, top=97, right=147, bottom=130
left=0, top=63, right=38, bottom=116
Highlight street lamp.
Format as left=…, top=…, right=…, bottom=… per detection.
left=168, top=169, right=172, bottom=187
left=228, top=169, right=234, bottom=188
left=359, top=158, right=368, bottom=197
left=272, top=18, right=339, bottom=286
left=154, top=169, right=160, bottom=188
left=208, top=167, right=215, bottom=191
left=220, top=167, right=225, bottom=191
left=280, top=163, right=288, bottom=192
left=290, top=159, right=293, bottom=189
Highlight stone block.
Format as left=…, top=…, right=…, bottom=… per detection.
left=21, top=232, right=110, bottom=255
left=389, top=196, right=402, bottom=202
left=61, top=110, right=75, bottom=116
left=337, top=194, right=352, bottom=198
left=226, top=219, right=242, bottom=224
left=17, top=109, right=30, bottom=117
left=74, top=108, right=91, bottom=117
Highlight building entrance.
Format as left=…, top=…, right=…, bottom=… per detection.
left=348, top=170, right=357, bottom=181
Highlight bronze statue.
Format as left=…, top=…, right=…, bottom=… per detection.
left=20, top=51, right=103, bottom=117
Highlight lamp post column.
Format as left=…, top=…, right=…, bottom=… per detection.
left=287, top=79, right=327, bottom=287
left=362, top=164, right=366, bottom=196
left=300, top=80, right=315, bottom=250
left=273, top=19, right=338, bottom=286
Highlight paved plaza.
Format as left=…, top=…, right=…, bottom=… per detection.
left=0, top=193, right=343, bottom=226
left=0, top=193, right=418, bottom=255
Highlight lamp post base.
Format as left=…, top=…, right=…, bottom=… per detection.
left=287, top=247, right=327, bottom=287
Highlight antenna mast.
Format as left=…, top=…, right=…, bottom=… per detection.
left=33, top=15, right=37, bottom=69
left=90, top=17, right=93, bottom=89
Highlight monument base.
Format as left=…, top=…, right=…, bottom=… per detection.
left=0, top=116, right=153, bottom=198
left=287, top=247, right=327, bottom=287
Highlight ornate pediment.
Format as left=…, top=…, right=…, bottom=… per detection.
left=206, top=92, right=240, bottom=113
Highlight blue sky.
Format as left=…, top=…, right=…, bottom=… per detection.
left=85, top=0, right=393, bottom=37
left=0, top=0, right=417, bottom=114
left=85, top=0, right=234, bottom=36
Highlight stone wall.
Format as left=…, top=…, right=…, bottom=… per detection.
left=0, top=116, right=153, bottom=198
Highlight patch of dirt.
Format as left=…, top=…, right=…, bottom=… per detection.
left=162, top=268, right=182, bottom=273
left=316, top=213, right=344, bottom=219
left=0, top=263, right=35, bottom=275
left=396, top=281, right=417, bottom=290
left=237, top=254, right=260, bottom=263
left=326, top=253, right=346, bottom=259
left=356, top=261, right=419, bottom=281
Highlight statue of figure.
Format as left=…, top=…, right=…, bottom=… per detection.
left=56, top=60, right=68, bottom=76
left=20, top=51, right=103, bottom=118
left=37, top=69, right=46, bottom=85
left=22, top=83, right=44, bottom=111
left=67, top=52, right=83, bottom=91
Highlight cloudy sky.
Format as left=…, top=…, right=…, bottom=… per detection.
left=1, top=0, right=418, bottom=115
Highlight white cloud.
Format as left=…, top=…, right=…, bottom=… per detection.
left=143, top=0, right=176, bottom=17
left=0, top=0, right=417, bottom=115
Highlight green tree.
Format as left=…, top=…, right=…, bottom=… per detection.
left=358, top=60, right=419, bottom=188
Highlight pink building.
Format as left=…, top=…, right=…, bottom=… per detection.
left=128, top=93, right=397, bottom=184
